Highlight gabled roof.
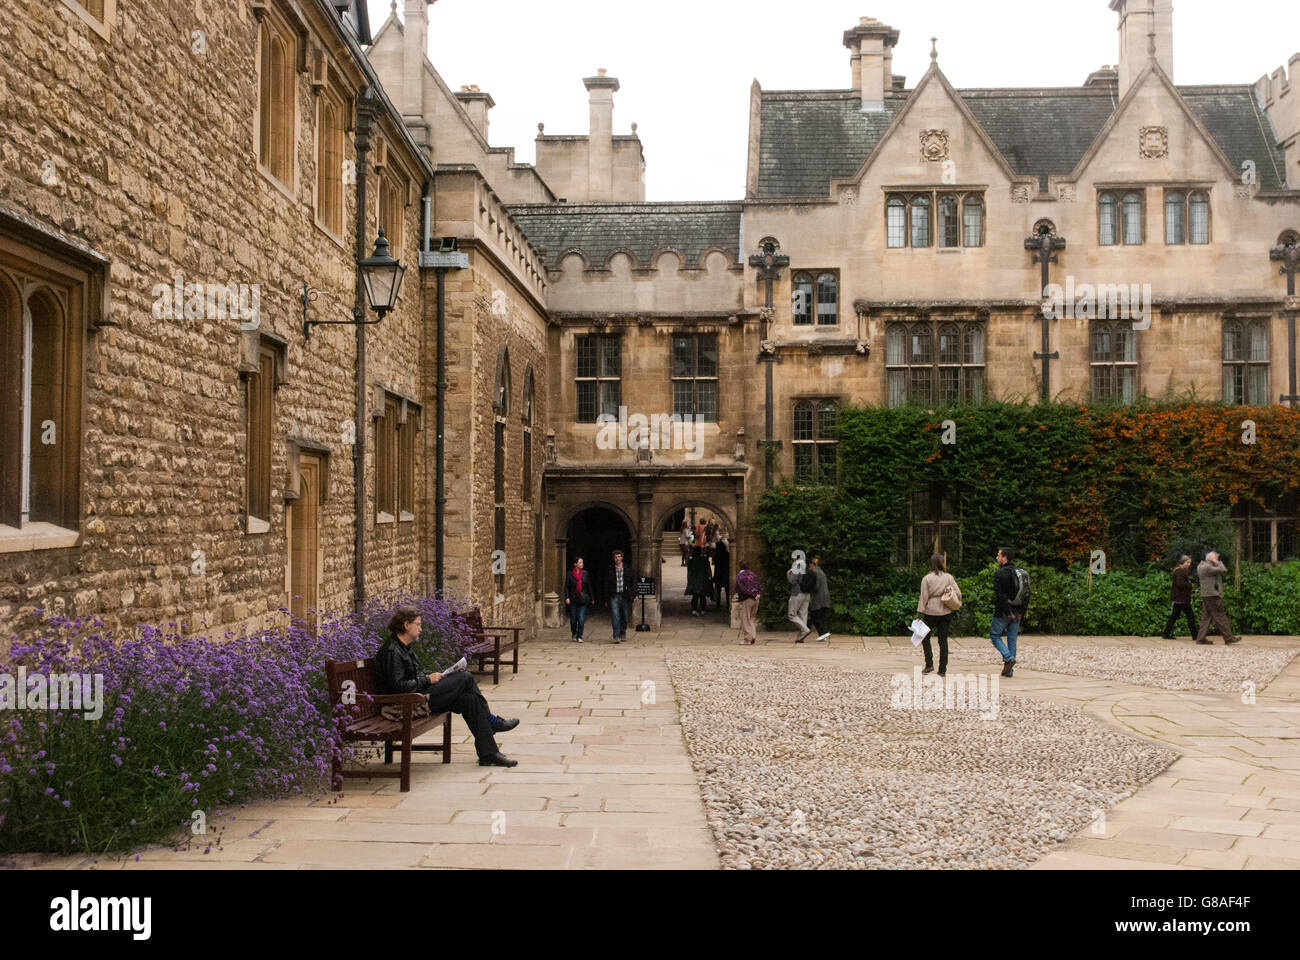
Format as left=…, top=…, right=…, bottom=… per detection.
left=505, top=203, right=743, bottom=271
left=754, top=81, right=1288, bottom=198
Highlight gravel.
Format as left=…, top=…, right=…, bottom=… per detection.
left=947, top=642, right=1298, bottom=693
left=667, top=651, right=1175, bottom=870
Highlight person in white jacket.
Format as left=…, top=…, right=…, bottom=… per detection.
left=917, top=555, right=960, bottom=676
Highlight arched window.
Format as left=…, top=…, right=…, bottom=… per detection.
left=962, top=195, right=984, bottom=247
left=1164, top=191, right=1185, bottom=244
left=910, top=195, right=931, bottom=247
left=522, top=366, right=534, bottom=504
left=886, top=197, right=906, bottom=248
left=1091, top=320, right=1138, bottom=403
left=315, top=90, right=344, bottom=236
left=792, top=272, right=814, bottom=325
left=816, top=273, right=838, bottom=326
left=493, top=347, right=512, bottom=416
left=792, top=399, right=839, bottom=485
left=1098, top=193, right=1118, bottom=246
left=493, top=349, right=510, bottom=597
left=937, top=195, right=959, bottom=248
left=1122, top=192, right=1143, bottom=245
left=1189, top=192, right=1210, bottom=244
left=1223, top=318, right=1269, bottom=405
left=258, top=22, right=295, bottom=186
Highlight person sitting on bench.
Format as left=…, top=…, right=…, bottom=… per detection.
left=376, top=605, right=521, bottom=768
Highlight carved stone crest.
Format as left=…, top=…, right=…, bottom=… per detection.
left=1011, top=184, right=1031, bottom=203
left=1139, top=126, right=1169, bottom=159
left=920, top=129, right=950, bottom=162
left=839, top=187, right=858, bottom=206
left=1057, top=183, right=1076, bottom=203
left=1234, top=184, right=1253, bottom=200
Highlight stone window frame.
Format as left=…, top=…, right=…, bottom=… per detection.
left=1234, top=493, right=1299, bottom=565
left=792, top=398, right=840, bottom=486
left=670, top=332, right=719, bottom=422
left=885, top=316, right=987, bottom=408
left=898, top=483, right=962, bottom=567
left=1164, top=188, right=1211, bottom=245
left=1089, top=319, right=1140, bottom=405
left=1098, top=189, right=1146, bottom=246
left=256, top=8, right=299, bottom=198
left=240, top=332, right=288, bottom=534
left=522, top=365, right=535, bottom=505
left=886, top=190, right=986, bottom=250
left=60, top=0, right=116, bottom=41
left=377, top=166, right=408, bottom=256
left=493, top=347, right=511, bottom=599
left=1222, top=316, right=1270, bottom=406
left=314, top=77, right=348, bottom=244
left=791, top=270, right=840, bottom=328
left=575, top=333, right=621, bottom=423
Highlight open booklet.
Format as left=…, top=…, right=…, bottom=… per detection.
left=439, top=656, right=468, bottom=676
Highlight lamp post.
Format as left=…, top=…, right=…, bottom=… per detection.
left=1270, top=239, right=1300, bottom=407
left=421, top=237, right=469, bottom=594
left=1025, top=224, right=1067, bottom=403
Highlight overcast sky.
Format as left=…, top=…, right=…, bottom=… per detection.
left=364, top=0, right=1300, bottom=201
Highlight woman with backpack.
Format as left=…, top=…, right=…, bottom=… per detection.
left=917, top=555, right=961, bottom=676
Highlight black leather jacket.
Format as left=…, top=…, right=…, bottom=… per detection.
left=375, top=638, right=431, bottom=696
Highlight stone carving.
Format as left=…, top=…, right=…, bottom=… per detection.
left=840, top=187, right=858, bottom=206
left=1234, top=185, right=1253, bottom=200
left=920, top=129, right=950, bottom=162
left=1057, top=184, right=1076, bottom=203
left=1012, top=184, right=1031, bottom=203
left=1139, top=126, right=1169, bottom=159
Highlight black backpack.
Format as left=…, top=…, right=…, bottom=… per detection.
left=800, top=570, right=818, bottom=594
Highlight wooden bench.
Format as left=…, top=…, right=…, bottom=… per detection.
left=458, top=606, right=523, bottom=685
left=325, top=658, right=451, bottom=793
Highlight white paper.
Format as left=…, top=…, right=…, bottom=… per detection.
left=909, top=618, right=930, bottom=647
left=441, top=657, right=468, bottom=676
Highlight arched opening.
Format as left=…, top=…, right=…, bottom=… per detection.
left=656, top=500, right=735, bottom=624
left=564, top=506, right=634, bottom=640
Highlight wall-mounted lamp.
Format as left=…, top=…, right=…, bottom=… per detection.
left=303, top=228, right=407, bottom=340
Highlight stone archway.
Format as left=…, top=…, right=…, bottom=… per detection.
left=562, top=505, right=635, bottom=641
left=654, top=499, right=737, bottom=626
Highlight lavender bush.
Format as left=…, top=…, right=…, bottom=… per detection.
left=0, top=592, right=474, bottom=855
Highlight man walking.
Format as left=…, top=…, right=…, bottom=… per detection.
left=991, top=548, right=1025, bottom=677
left=679, top=520, right=691, bottom=566
left=1163, top=555, right=1198, bottom=640
left=1195, top=550, right=1241, bottom=645
left=735, top=562, right=762, bottom=645
left=377, top=605, right=520, bottom=768
left=808, top=555, right=831, bottom=643
left=604, top=549, right=635, bottom=644
left=787, top=558, right=812, bottom=642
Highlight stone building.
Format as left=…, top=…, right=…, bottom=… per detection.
left=4, top=0, right=1300, bottom=642
left=508, top=0, right=1300, bottom=612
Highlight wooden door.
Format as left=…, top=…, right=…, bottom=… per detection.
left=289, top=455, right=321, bottom=626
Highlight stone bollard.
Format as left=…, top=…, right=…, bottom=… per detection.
left=543, top=592, right=563, bottom=628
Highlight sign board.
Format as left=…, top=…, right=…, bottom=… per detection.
left=636, top=577, right=656, bottom=597
left=419, top=252, right=470, bottom=270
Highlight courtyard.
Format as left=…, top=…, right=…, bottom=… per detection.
left=12, top=611, right=1300, bottom=871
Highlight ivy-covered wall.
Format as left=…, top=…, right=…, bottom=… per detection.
left=754, top=402, right=1300, bottom=636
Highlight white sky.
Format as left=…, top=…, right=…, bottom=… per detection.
left=364, top=0, right=1300, bottom=201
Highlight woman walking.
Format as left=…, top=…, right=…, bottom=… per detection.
left=917, top=555, right=961, bottom=676
left=735, top=562, right=762, bottom=644
left=565, top=557, right=593, bottom=642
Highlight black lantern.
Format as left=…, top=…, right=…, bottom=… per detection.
left=359, top=228, right=406, bottom=318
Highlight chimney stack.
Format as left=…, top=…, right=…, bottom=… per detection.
left=843, top=18, right=901, bottom=112
left=584, top=69, right=619, bottom=200
left=402, top=0, right=435, bottom=120
left=455, top=85, right=495, bottom=140
left=1111, top=0, right=1173, bottom=98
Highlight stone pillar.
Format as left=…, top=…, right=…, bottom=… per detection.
left=634, top=481, right=660, bottom=629
left=543, top=592, right=562, bottom=628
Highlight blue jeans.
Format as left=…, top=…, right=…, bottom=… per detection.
left=990, top=614, right=1019, bottom=662
left=610, top=596, right=630, bottom=638
left=569, top=602, right=587, bottom=639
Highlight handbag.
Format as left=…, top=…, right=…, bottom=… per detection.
left=940, top=576, right=963, bottom=613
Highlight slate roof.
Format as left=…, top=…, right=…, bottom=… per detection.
left=505, top=203, right=744, bottom=271
left=755, top=83, right=1288, bottom=198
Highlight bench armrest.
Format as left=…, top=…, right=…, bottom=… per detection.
left=368, top=693, right=427, bottom=706
left=474, top=626, right=522, bottom=639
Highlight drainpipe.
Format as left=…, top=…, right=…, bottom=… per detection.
left=352, top=86, right=377, bottom=610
